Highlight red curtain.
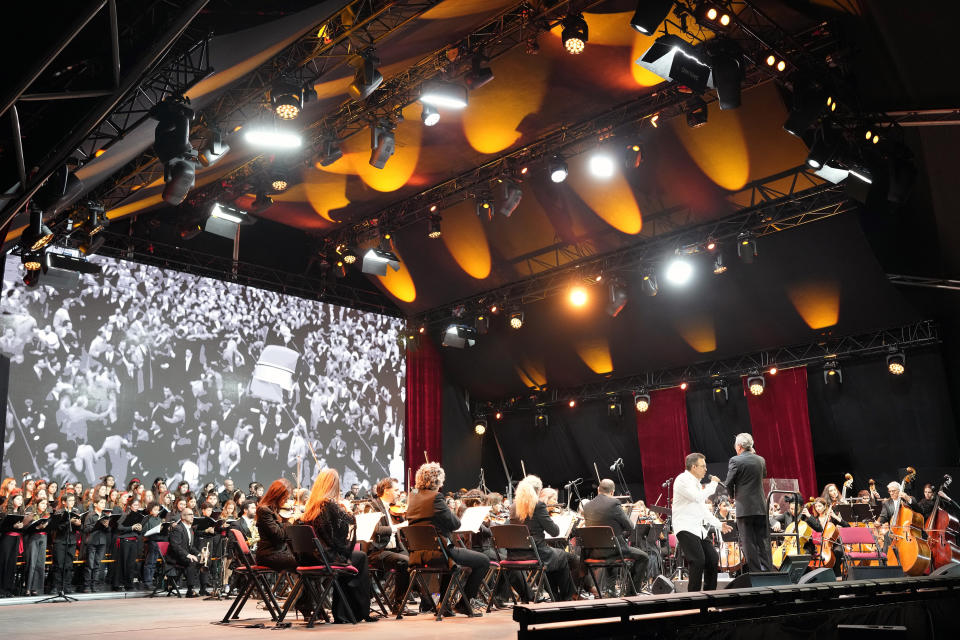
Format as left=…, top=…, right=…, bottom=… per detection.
left=635, top=387, right=690, bottom=503
left=742, top=367, right=817, bottom=498
left=405, top=336, right=443, bottom=488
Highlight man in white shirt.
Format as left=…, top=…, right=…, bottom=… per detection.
left=672, top=453, right=732, bottom=591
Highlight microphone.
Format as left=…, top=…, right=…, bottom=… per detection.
left=661, top=477, right=674, bottom=488
left=609, top=458, right=623, bottom=471
left=564, top=478, right=583, bottom=489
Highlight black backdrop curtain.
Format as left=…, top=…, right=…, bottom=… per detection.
left=686, top=382, right=752, bottom=470
left=807, top=347, right=960, bottom=495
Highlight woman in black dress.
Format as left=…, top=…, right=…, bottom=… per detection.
left=509, top=478, right=576, bottom=601
left=254, top=479, right=298, bottom=572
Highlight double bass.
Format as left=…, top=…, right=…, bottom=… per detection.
left=887, top=467, right=931, bottom=576
left=925, top=474, right=960, bottom=568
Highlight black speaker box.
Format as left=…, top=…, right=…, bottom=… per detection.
left=930, top=562, right=960, bottom=576
left=651, top=574, right=675, bottom=594
left=846, top=565, right=905, bottom=581
left=798, top=567, right=837, bottom=584
left=725, top=572, right=793, bottom=588
left=779, top=554, right=812, bottom=583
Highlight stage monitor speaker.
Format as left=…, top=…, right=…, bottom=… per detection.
left=846, top=565, right=905, bottom=581
left=930, top=563, right=960, bottom=577
left=725, top=572, right=793, bottom=589
left=651, top=575, right=675, bottom=594
left=779, top=554, right=812, bottom=583
left=798, top=567, right=836, bottom=584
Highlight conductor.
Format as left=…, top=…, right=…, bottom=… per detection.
left=724, top=433, right=773, bottom=572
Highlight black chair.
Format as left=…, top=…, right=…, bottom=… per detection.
left=219, top=529, right=282, bottom=624
left=577, top=525, right=638, bottom=596
left=280, top=524, right=358, bottom=628
left=490, top=524, right=556, bottom=604
left=397, top=524, right=476, bottom=621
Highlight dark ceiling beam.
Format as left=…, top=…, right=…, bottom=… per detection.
left=887, top=274, right=960, bottom=292
left=479, top=319, right=938, bottom=409
left=416, top=164, right=853, bottom=326
left=94, top=0, right=442, bottom=210
left=878, top=109, right=960, bottom=127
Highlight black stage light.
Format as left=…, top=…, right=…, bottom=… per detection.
left=465, top=55, right=494, bottom=90
left=641, top=270, right=659, bottom=296
left=270, top=79, right=304, bottom=120
left=22, top=264, right=41, bottom=288
left=349, top=50, right=383, bottom=100
left=475, top=313, right=490, bottom=335
left=474, top=417, right=487, bottom=436
left=362, top=246, right=401, bottom=276
left=630, top=0, right=673, bottom=35
left=427, top=215, right=442, bottom=239
left=21, top=210, right=54, bottom=252
left=421, top=103, right=440, bottom=126
left=499, top=178, right=523, bottom=217
left=637, top=34, right=711, bottom=95
left=534, top=407, right=549, bottom=427
left=805, top=126, right=841, bottom=170
left=823, top=360, right=842, bottom=385
left=623, top=139, right=644, bottom=169
left=369, top=120, right=396, bottom=169
left=476, top=195, right=494, bottom=219
left=887, top=349, right=906, bottom=376
left=197, top=128, right=229, bottom=167
left=316, top=138, right=343, bottom=166
left=708, top=40, right=744, bottom=110
left=713, top=252, right=727, bottom=274
left=607, top=395, right=622, bottom=417
left=509, top=310, right=524, bottom=330
left=606, top=279, right=629, bottom=317
left=251, top=192, right=274, bottom=214
left=783, top=79, right=828, bottom=137
left=442, top=324, right=477, bottom=349
left=634, top=390, right=651, bottom=413
left=72, top=201, right=109, bottom=256
left=713, top=378, right=729, bottom=403
left=737, top=231, right=757, bottom=263
left=549, top=156, right=568, bottom=183
left=697, top=3, right=733, bottom=30
left=747, top=371, right=765, bottom=396
left=152, top=97, right=196, bottom=206
left=561, top=13, right=589, bottom=55
left=686, top=97, right=708, bottom=128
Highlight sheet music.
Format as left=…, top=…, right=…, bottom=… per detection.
left=546, top=511, right=576, bottom=539
left=355, top=512, right=384, bottom=542
left=455, top=506, right=491, bottom=533
left=144, top=523, right=163, bottom=538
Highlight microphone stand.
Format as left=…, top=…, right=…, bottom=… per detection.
left=36, top=508, right=78, bottom=603
left=565, top=481, right=584, bottom=511
left=614, top=462, right=632, bottom=502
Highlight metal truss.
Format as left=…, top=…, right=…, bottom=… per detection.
left=93, top=231, right=402, bottom=316
left=417, top=165, right=854, bottom=326
left=95, top=0, right=445, bottom=210
left=486, top=320, right=939, bottom=409
left=877, top=109, right=960, bottom=128
left=888, top=274, right=960, bottom=292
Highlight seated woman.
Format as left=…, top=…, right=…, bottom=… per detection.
left=509, top=477, right=577, bottom=601
left=254, top=479, right=298, bottom=572
left=301, top=469, right=377, bottom=623
left=804, top=497, right=848, bottom=577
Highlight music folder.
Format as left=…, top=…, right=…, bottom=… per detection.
left=0, top=514, right=25, bottom=531
left=22, top=517, right=50, bottom=534
left=193, top=516, right=218, bottom=532
left=720, top=522, right=739, bottom=543
left=144, top=521, right=173, bottom=538
left=121, top=511, right=146, bottom=527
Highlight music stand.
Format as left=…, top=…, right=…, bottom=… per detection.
left=836, top=504, right=857, bottom=523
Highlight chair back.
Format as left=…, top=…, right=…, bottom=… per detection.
left=399, top=524, right=443, bottom=552
left=229, top=527, right=253, bottom=556
left=838, top=526, right=878, bottom=546
left=286, top=524, right=318, bottom=556
left=577, top=526, right=618, bottom=552
left=668, top=533, right=678, bottom=549
left=490, top=524, right=536, bottom=552
left=156, top=541, right=170, bottom=557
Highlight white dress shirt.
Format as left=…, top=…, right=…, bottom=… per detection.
left=672, top=470, right=723, bottom=539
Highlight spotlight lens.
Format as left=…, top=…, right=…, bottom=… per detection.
left=423, top=112, right=440, bottom=126
left=24, top=261, right=41, bottom=271
left=569, top=286, right=588, bottom=307
left=706, top=241, right=717, bottom=251
left=807, top=158, right=822, bottom=169
left=564, top=37, right=585, bottom=55
left=475, top=423, right=486, bottom=435
left=428, top=229, right=442, bottom=239
left=766, top=55, right=776, bottom=66
left=720, top=14, right=730, bottom=26
left=343, top=254, right=357, bottom=265
left=429, top=204, right=438, bottom=212
left=636, top=399, right=650, bottom=413
left=550, top=167, right=568, bottom=183
left=777, top=60, right=786, bottom=72
left=889, top=361, right=905, bottom=375
left=510, top=315, right=523, bottom=329
left=707, top=8, right=718, bottom=19
left=680, top=382, right=688, bottom=390
left=568, top=399, right=576, bottom=408
left=665, top=259, right=693, bottom=285
left=872, top=135, right=879, bottom=144
left=749, top=382, right=764, bottom=396
left=589, top=153, right=615, bottom=178
left=275, top=103, right=300, bottom=120
left=769, top=367, right=778, bottom=375
left=495, top=412, right=503, bottom=420
left=271, top=179, right=288, bottom=192
left=245, top=130, right=302, bottom=149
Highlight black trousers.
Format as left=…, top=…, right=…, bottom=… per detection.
left=112, top=538, right=139, bottom=588
left=50, top=540, right=77, bottom=592
left=84, top=543, right=106, bottom=590
left=622, top=545, right=650, bottom=591
left=676, top=531, right=719, bottom=591
left=737, top=515, right=773, bottom=572
left=369, top=548, right=411, bottom=606
left=333, top=550, right=371, bottom=622
left=447, top=546, right=490, bottom=600
left=0, top=533, right=22, bottom=594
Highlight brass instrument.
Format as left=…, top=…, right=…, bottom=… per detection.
left=247, top=521, right=260, bottom=550
left=200, top=543, right=211, bottom=567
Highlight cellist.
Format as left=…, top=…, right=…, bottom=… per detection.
left=875, top=480, right=918, bottom=551
left=804, top=498, right=848, bottom=577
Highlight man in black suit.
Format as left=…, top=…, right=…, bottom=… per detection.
left=724, top=433, right=773, bottom=572
left=582, top=479, right=649, bottom=592
left=166, top=508, right=207, bottom=596
left=368, top=477, right=416, bottom=615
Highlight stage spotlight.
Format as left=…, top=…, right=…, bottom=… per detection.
left=270, top=79, right=304, bottom=120
left=475, top=314, right=490, bottom=335
left=686, top=98, right=708, bottom=128
left=316, top=138, right=343, bottom=166
left=22, top=263, right=41, bottom=288
left=208, top=202, right=249, bottom=225
left=270, top=172, right=289, bottom=193
left=568, top=286, right=589, bottom=307
left=251, top=192, right=274, bottom=214
left=607, top=396, right=622, bottom=417
left=549, top=156, right=568, bottom=183
left=22, top=211, right=54, bottom=252
left=499, top=178, right=523, bottom=217
left=349, top=49, right=383, bottom=100
left=823, top=360, right=842, bottom=385
left=783, top=80, right=828, bottom=137
left=697, top=3, right=732, bottom=29
left=427, top=215, right=442, bottom=239
left=737, top=231, right=757, bottom=263
left=847, top=163, right=873, bottom=184
left=634, top=390, right=651, bottom=413
left=535, top=408, right=549, bottom=428
left=465, top=55, right=494, bottom=90
left=680, top=381, right=689, bottom=391
left=589, top=151, right=616, bottom=178
left=476, top=195, right=494, bottom=219
left=630, top=0, right=673, bottom=35
left=747, top=372, right=765, bottom=396
left=765, top=53, right=787, bottom=73
left=369, top=120, right=396, bottom=169
left=636, top=34, right=711, bottom=95
left=495, top=411, right=503, bottom=420
left=568, top=398, right=577, bottom=409
left=713, top=253, right=727, bottom=274
left=152, top=97, right=196, bottom=205
left=606, top=279, right=629, bottom=317
left=362, top=246, right=401, bottom=276
left=641, top=271, right=659, bottom=296
left=474, top=417, right=487, bottom=436
left=769, top=367, right=778, bottom=376
left=805, top=126, right=840, bottom=169
left=509, top=311, right=524, bottom=329
left=244, top=129, right=302, bottom=149
left=420, top=81, right=468, bottom=109
left=713, top=378, right=729, bottom=403
left=561, top=13, right=588, bottom=55
left=708, top=41, right=744, bottom=110
left=665, top=257, right=693, bottom=285
left=197, top=128, right=229, bottom=167
left=421, top=103, right=440, bottom=126
left=442, top=324, right=477, bottom=349
left=887, top=349, right=906, bottom=375
left=623, top=140, right=644, bottom=169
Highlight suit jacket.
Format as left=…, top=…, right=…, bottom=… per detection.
left=724, top=451, right=767, bottom=517
left=582, top=493, right=634, bottom=548
left=82, top=509, right=111, bottom=546
left=509, top=501, right=558, bottom=545
left=405, top=490, right=460, bottom=541
left=254, top=506, right=291, bottom=561
left=167, top=521, right=199, bottom=566
left=876, top=499, right=900, bottom=525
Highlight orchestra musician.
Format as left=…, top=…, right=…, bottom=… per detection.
left=805, top=497, right=848, bottom=576
left=49, top=492, right=82, bottom=595
left=81, top=495, right=111, bottom=592
left=406, top=462, right=490, bottom=616
left=875, top=480, right=918, bottom=550
left=236, top=501, right=259, bottom=551
left=368, top=477, right=417, bottom=616
left=821, top=483, right=843, bottom=507
left=916, top=484, right=936, bottom=519
left=253, top=479, right=298, bottom=572
left=166, top=508, right=208, bottom=596
left=582, top=478, right=649, bottom=592
left=724, top=433, right=773, bottom=572
left=301, top=469, right=377, bottom=623
left=673, top=453, right=731, bottom=591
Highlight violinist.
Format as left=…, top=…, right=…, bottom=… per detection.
left=49, top=492, right=82, bottom=595
left=24, top=496, right=50, bottom=595
left=0, top=489, right=25, bottom=596
left=805, top=498, right=848, bottom=576
left=253, top=479, right=298, bottom=572
left=368, top=477, right=416, bottom=615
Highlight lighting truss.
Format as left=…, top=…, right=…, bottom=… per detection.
left=491, top=320, right=938, bottom=412
left=415, top=164, right=853, bottom=328
left=91, top=231, right=401, bottom=316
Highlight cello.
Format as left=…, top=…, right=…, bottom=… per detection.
left=886, top=467, right=931, bottom=576
left=925, top=474, right=960, bottom=568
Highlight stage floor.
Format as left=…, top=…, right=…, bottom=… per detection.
left=0, top=595, right=522, bottom=640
